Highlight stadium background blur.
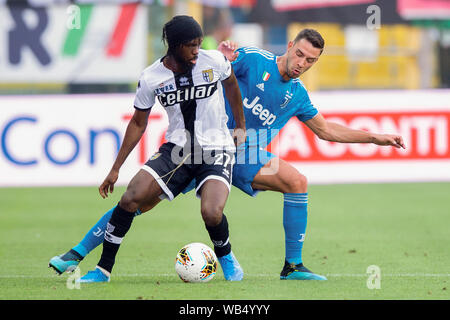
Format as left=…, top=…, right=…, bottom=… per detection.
left=2, top=0, right=450, bottom=94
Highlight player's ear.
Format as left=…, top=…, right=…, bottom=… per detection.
left=287, top=40, right=294, bottom=50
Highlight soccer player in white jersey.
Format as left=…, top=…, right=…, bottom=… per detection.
left=71, top=16, right=246, bottom=283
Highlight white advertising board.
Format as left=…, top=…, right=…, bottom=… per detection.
left=1, top=90, right=450, bottom=187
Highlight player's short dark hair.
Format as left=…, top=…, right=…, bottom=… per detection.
left=294, top=29, right=325, bottom=54
left=162, top=15, right=203, bottom=54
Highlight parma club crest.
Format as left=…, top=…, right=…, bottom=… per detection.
left=202, top=69, right=214, bottom=83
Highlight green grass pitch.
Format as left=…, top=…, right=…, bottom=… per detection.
left=0, top=182, right=449, bottom=300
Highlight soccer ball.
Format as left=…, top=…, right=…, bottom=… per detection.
left=175, top=242, right=218, bottom=283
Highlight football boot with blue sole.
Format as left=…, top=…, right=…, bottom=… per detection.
left=48, top=249, right=83, bottom=275
left=280, top=260, right=327, bottom=280
left=218, top=251, right=244, bottom=281
left=77, top=268, right=110, bottom=283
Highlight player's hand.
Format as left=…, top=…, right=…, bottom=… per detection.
left=218, top=40, right=239, bottom=62
left=372, top=134, right=406, bottom=149
left=232, top=127, right=246, bottom=147
left=99, top=168, right=119, bottom=199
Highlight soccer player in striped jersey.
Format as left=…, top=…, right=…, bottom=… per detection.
left=52, top=15, right=246, bottom=283
left=50, top=28, right=405, bottom=281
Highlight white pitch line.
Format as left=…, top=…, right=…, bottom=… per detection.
left=326, top=273, right=450, bottom=277
left=1, top=273, right=450, bottom=279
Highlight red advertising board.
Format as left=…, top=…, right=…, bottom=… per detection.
left=271, top=111, right=450, bottom=162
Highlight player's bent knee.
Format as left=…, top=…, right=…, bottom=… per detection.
left=285, top=172, right=308, bottom=193
left=119, top=191, right=141, bottom=213
left=201, top=205, right=224, bottom=226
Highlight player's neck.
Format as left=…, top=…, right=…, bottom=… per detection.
left=163, top=54, right=190, bottom=74
left=276, top=55, right=290, bottom=82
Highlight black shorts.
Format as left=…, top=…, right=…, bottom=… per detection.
left=142, top=142, right=234, bottom=201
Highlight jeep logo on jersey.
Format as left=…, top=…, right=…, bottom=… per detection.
left=158, top=82, right=218, bottom=107
left=243, top=96, right=277, bottom=126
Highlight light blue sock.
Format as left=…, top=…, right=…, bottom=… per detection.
left=72, top=206, right=117, bottom=257
left=283, top=193, right=308, bottom=265
left=72, top=205, right=143, bottom=257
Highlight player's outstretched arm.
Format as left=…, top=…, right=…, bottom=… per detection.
left=304, top=113, right=406, bottom=149
left=99, top=108, right=150, bottom=198
left=222, top=69, right=246, bottom=147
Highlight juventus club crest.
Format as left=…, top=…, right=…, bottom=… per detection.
left=280, top=91, right=293, bottom=108
left=202, top=69, right=214, bottom=82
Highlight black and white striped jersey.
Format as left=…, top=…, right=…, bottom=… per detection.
left=134, top=49, right=235, bottom=150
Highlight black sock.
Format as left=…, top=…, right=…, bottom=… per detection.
left=97, top=204, right=135, bottom=273
left=205, top=214, right=232, bottom=258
